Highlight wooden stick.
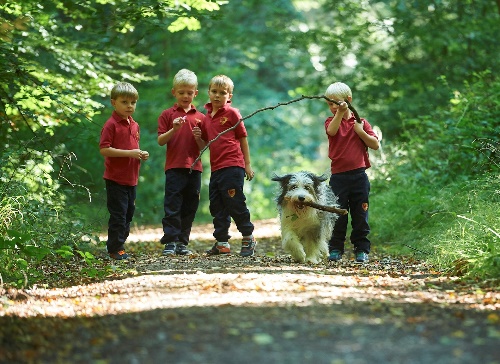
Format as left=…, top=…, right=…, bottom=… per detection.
left=298, top=201, right=348, bottom=215
left=189, top=95, right=362, bottom=172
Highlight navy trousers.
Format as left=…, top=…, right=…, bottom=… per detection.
left=209, top=167, right=254, bottom=242
left=105, top=179, right=136, bottom=254
left=161, top=169, right=201, bottom=245
left=329, top=169, right=371, bottom=254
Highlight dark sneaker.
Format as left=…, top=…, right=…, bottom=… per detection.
left=355, top=251, right=369, bottom=263
left=175, top=243, right=192, bottom=256
left=240, top=236, right=257, bottom=257
left=109, top=250, right=129, bottom=260
left=206, top=243, right=230, bottom=255
left=162, top=243, right=177, bottom=256
left=328, top=250, right=342, bottom=262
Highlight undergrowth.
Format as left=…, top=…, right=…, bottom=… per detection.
left=372, top=169, right=500, bottom=282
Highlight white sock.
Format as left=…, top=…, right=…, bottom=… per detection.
left=217, top=242, right=229, bottom=247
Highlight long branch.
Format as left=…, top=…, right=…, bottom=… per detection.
left=298, top=200, right=348, bottom=215
left=190, top=95, right=361, bottom=171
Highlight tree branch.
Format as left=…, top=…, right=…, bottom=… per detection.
left=190, top=95, right=362, bottom=172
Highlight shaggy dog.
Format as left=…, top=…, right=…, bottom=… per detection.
left=272, top=171, right=340, bottom=264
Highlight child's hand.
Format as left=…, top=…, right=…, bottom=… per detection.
left=192, top=124, right=202, bottom=139
left=338, top=101, right=349, bottom=112
left=245, top=165, right=255, bottom=181
left=353, top=119, right=364, bottom=133
left=173, top=116, right=186, bottom=131
left=140, top=150, right=149, bottom=161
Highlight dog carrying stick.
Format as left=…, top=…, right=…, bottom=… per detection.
left=298, top=201, right=348, bottom=215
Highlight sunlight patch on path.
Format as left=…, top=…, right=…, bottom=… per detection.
left=2, top=271, right=497, bottom=318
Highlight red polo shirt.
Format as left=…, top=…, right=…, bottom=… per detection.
left=99, top=111, right=141, bottom=186
left=201, top=101, right=248, bottom=172
left=157, top=104, right=204, bottom=172
left=325, top=115, right=378, bottom=174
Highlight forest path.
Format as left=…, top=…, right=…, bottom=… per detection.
left=1, top=219, right=499, bottom=364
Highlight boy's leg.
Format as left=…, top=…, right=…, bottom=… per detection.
left=214, top=167, right=256, bottom=257
left=105, top=180, right=129, bottom=254
left=349, top=172, right=371, bottom=254
left=209, top=170, right=232, bottom=242
left=329, top=174, right=349, bottom=254
left=123, top=185, right=136, bottom=243
left=161, top=169, right=187, bottom=245
left=179, top=170, right=202, bottom=245
left=216, top=167, right=254, bottom=237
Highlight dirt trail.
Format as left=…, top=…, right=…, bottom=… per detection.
left=1, top=220, right=499, bottom=364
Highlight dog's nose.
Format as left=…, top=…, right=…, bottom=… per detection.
left=298, top=196, right=305, bottom=202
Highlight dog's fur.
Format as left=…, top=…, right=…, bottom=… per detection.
left=272, top=171, right=340, bottom=264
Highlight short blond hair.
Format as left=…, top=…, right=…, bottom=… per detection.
left=325, top=82, right=352, bottom=100
left=111, top=82, right=139, bottom=100
left=173, top=69, right=198, bottom=88
left=209, top=75, right=234, bottom=93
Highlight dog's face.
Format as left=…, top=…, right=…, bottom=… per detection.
left=272, top=171, right=327, bottom=213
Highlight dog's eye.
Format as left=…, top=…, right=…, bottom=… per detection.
left=290, top=185, right=297, bottom=190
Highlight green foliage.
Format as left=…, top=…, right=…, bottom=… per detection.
left=373, top=176, right=500, bottom=280
left=371, top=73, right=500, bottom=280
left=0, top=0, right=225, bottom=287
left=376, top=70, right=500, bottom=188
left=299, top=0, right=499, bottom=137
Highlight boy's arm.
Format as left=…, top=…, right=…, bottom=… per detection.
left=239, top=137, right=255, bottom=181
left=158, top=116, right=186, bottom=146
left=100, top=147, right=147, bottom=160
left=326, top=102, right=349, bottom=136
left=353, top=122, right=380, bottom=150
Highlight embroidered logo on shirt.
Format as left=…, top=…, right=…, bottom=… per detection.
left=362, top=202, right=369, bottom=211
left=220, top=117, right=228, bottom=125
left=228, top=189, right=236, bottom=198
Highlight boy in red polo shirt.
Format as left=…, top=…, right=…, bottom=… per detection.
left=324, top=82, right=380, bottom=264
left=157, top=69, right=205, bottom=256
left=99, top=82, right=149, bottom=260
left=193, top=74, right=257, bottom=257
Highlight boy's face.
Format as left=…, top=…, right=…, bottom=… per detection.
left=111, top=96, right=137, bottom=119
left=208, top=84, right=232, bottom=109
left=172, top=85, right=198, bottom=110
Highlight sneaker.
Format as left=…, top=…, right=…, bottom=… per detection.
left=240, top=236, right=257, bottom=257
left=206, top=242, right=230, bottom=255
left=328, top=250, right=342, bottom=262
left=355, top=251, right=369, bottom=263
left=109, top=250, right=129, bottom=260
left=175, top=243, right=192, bottom=256
left=162, top=242, right=177, bottom=256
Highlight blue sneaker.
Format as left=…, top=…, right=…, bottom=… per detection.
left=162, top=243, right=177, bottom=256
left=240, top=236, right=257, bottom=257
left=355, top=251, right=369, bottom=263
left=175, top=243, right=192, bottom=255
left=328, top=250, right=342, bottom=262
